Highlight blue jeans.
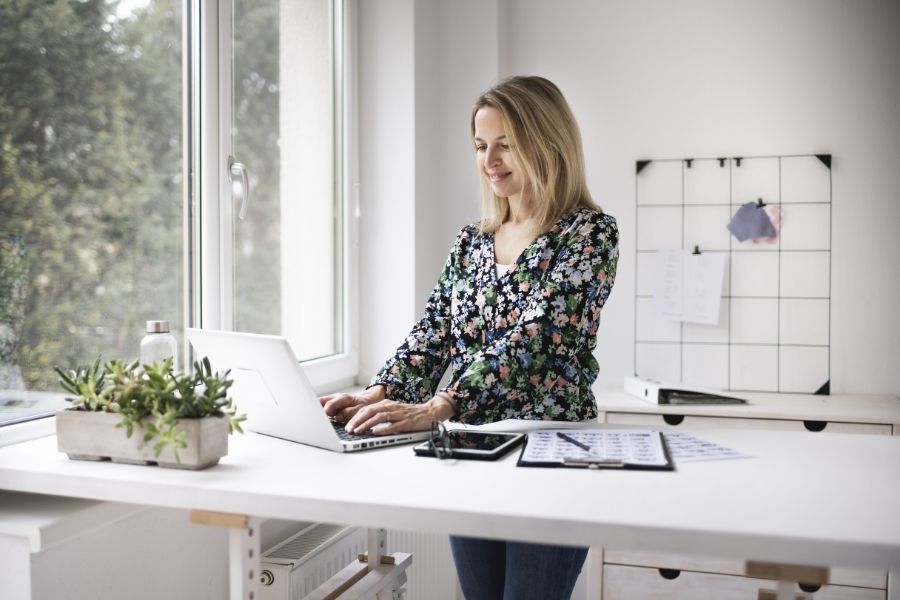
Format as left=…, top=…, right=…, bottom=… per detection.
left=449, top=536, right=588, bottom=600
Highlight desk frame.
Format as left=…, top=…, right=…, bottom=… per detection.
left=1, top=427, right=898, bottom=599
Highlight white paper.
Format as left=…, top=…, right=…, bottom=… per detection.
left=654, top=249, right=726, bottom=325
left=522, top=429, right=669, bottom=466
left=662, top=432, right=750, bottom=462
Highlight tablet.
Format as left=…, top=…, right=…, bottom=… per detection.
left=413, top=430, right=525, bottom=461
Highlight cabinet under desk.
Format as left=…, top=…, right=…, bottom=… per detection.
left=592, top=389, right=900, bottom=600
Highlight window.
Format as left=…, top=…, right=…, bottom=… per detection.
left=1, top=0, right=184, bottom=390
left=0, top=0, right=355, bottom=393
left=198, top=0, right=355, bottom=391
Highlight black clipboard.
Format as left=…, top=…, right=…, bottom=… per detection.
left=515, top=429, right=675, bottom=471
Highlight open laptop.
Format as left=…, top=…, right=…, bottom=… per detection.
left=186, top=328, right=431, bottom=452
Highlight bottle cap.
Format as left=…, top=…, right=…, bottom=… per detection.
left=146, top=320, right=171, bottom=333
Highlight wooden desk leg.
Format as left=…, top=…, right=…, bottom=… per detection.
left=304, top=552, right=412, bottom=600
left=191, top=510, right=261, bottom=600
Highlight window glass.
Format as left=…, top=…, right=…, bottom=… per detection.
left=229, top=0, right=341, bottom=362
left=0, top=0, right=183, bottom=390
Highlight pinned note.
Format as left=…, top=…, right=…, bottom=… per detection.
left=654, top=249, right=726, bottom=325
left=752, top=204, right=782, bottom=244
left=727, top=201, right=776, bottom=242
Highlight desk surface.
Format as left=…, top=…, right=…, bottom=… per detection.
left=0, top=425, right=898, bottom=571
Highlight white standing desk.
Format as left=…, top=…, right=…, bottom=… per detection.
left=0, top=426, right=899, bottom=597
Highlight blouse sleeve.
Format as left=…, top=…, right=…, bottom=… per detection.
left=368, top=228, right=470, bottom=404
left=445, top=214, right=618, bottom=424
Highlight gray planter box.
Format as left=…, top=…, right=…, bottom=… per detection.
left=56, top=410, right=228, bottom=470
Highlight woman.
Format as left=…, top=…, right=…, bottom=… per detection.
left=321, top=75, right=618, bottom=599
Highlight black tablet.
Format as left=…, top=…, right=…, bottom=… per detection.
left=413, top=430, right=525, bottom=461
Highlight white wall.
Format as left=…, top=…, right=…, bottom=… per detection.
left=359, top=0, right=900, bottom=395
left=357, top=0, right=417, bottom=379
left=358, top=0, right=497, bottom=379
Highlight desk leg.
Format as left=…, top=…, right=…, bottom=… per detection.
left=304, top=552, right=412, bottom=600
left=585, top=546, right=603, bottom=599
left=0, top=535, right=31, bottom=600
left=190, top=510, right=261, bottom=600
left=365, top=528, right=387, bottom=572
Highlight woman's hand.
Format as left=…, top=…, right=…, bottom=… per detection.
left=321, top=386, right=456, bottom=435
left=342, top=394, right=456, bottom=436
left=319, top=385, right=455, bottom=435
left=319, top=385, right=386, bottom=424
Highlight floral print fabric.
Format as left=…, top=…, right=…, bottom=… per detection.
left=371, top=208, right=619, bottom=425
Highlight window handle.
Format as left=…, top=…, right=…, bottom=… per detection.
left=228, top=155, right=250, bottom=220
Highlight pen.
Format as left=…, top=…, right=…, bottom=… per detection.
left=556, top=431, right=592, bottom=452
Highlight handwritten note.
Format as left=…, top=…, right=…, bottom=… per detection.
left=654, top=249, right=726, bottom=325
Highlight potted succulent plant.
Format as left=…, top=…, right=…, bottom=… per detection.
left=54, top=356, right=245, bottom=469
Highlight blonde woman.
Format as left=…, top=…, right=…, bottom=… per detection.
left=322, top=76, right=618, bottom=598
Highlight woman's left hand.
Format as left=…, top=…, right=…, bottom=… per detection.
left=345, top=396, right=454, bottom=435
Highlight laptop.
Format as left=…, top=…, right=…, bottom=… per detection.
left=186, top=328, right=431, bottom=452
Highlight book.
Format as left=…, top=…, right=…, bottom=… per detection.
left=624, top=376, right=748, bottom=405
left=516, top=429, right=674, bottom=470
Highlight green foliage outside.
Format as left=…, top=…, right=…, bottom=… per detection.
left=0, top=0, right=282, bottom=390
left=1, top=0, right=183, bottom=390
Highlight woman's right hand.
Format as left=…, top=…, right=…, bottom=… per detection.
left=319, top=385, right=386, bottom=424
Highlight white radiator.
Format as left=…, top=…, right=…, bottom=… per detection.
left=259, top=524, right=459, bottom=600
left=259, top=522, right=366, bottom=600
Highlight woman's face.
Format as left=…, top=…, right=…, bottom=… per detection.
left=473, top=107, right=525, bottom=202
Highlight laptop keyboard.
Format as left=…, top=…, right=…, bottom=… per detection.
left=331, top=420, right=376, bottom=441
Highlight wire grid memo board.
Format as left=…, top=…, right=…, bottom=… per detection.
left=634, top=154, right=832, bottom=394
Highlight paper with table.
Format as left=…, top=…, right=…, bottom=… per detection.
left=517, top=428, right=750, bottom=469
left=662, top=432, right=751, bottom=463
left=517, top=429, right=674, bottom=470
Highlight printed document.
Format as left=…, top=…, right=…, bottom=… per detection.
left=654, top=249, right=726, bottom=325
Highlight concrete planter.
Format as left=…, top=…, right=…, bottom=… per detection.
left=56, top=409, right=228, bottom=470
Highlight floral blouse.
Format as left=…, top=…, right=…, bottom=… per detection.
left=371, top=208, right=619, bottom=425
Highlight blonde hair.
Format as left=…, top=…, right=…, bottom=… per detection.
left=470, top=75, right=600, bottom=233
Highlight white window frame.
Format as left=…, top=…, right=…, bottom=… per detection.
left=188, top=0, right=359, bottom=394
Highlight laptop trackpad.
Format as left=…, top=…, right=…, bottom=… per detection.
left=231, top=368, right=279, bottom=407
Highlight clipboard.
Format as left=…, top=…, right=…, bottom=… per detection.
left=516, top=429, right=675, bottom=471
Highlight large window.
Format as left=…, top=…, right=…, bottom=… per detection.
left=203, top=0, right=354, bottom=390
left=224, top=0, right=347, bottom=364
left=0, top=0, right=354, bottom=393
left=1, top=0, right=184, bottom=390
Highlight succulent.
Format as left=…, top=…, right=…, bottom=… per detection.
left=55, top=356, right=246, bottom=459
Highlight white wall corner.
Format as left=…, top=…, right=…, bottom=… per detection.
left=357, top=0, right=417, bottom=382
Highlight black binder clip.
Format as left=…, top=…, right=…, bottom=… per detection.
left=756, top=198, right=766, bottom=207
left=692, top=245, right=701, bottom=255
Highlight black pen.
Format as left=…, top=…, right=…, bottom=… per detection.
left=556, top=431, right=592, bottom=452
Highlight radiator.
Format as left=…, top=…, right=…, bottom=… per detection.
left=259, top=524, right=459, bottom=600
left=259, top=522, right=366, bottom=600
